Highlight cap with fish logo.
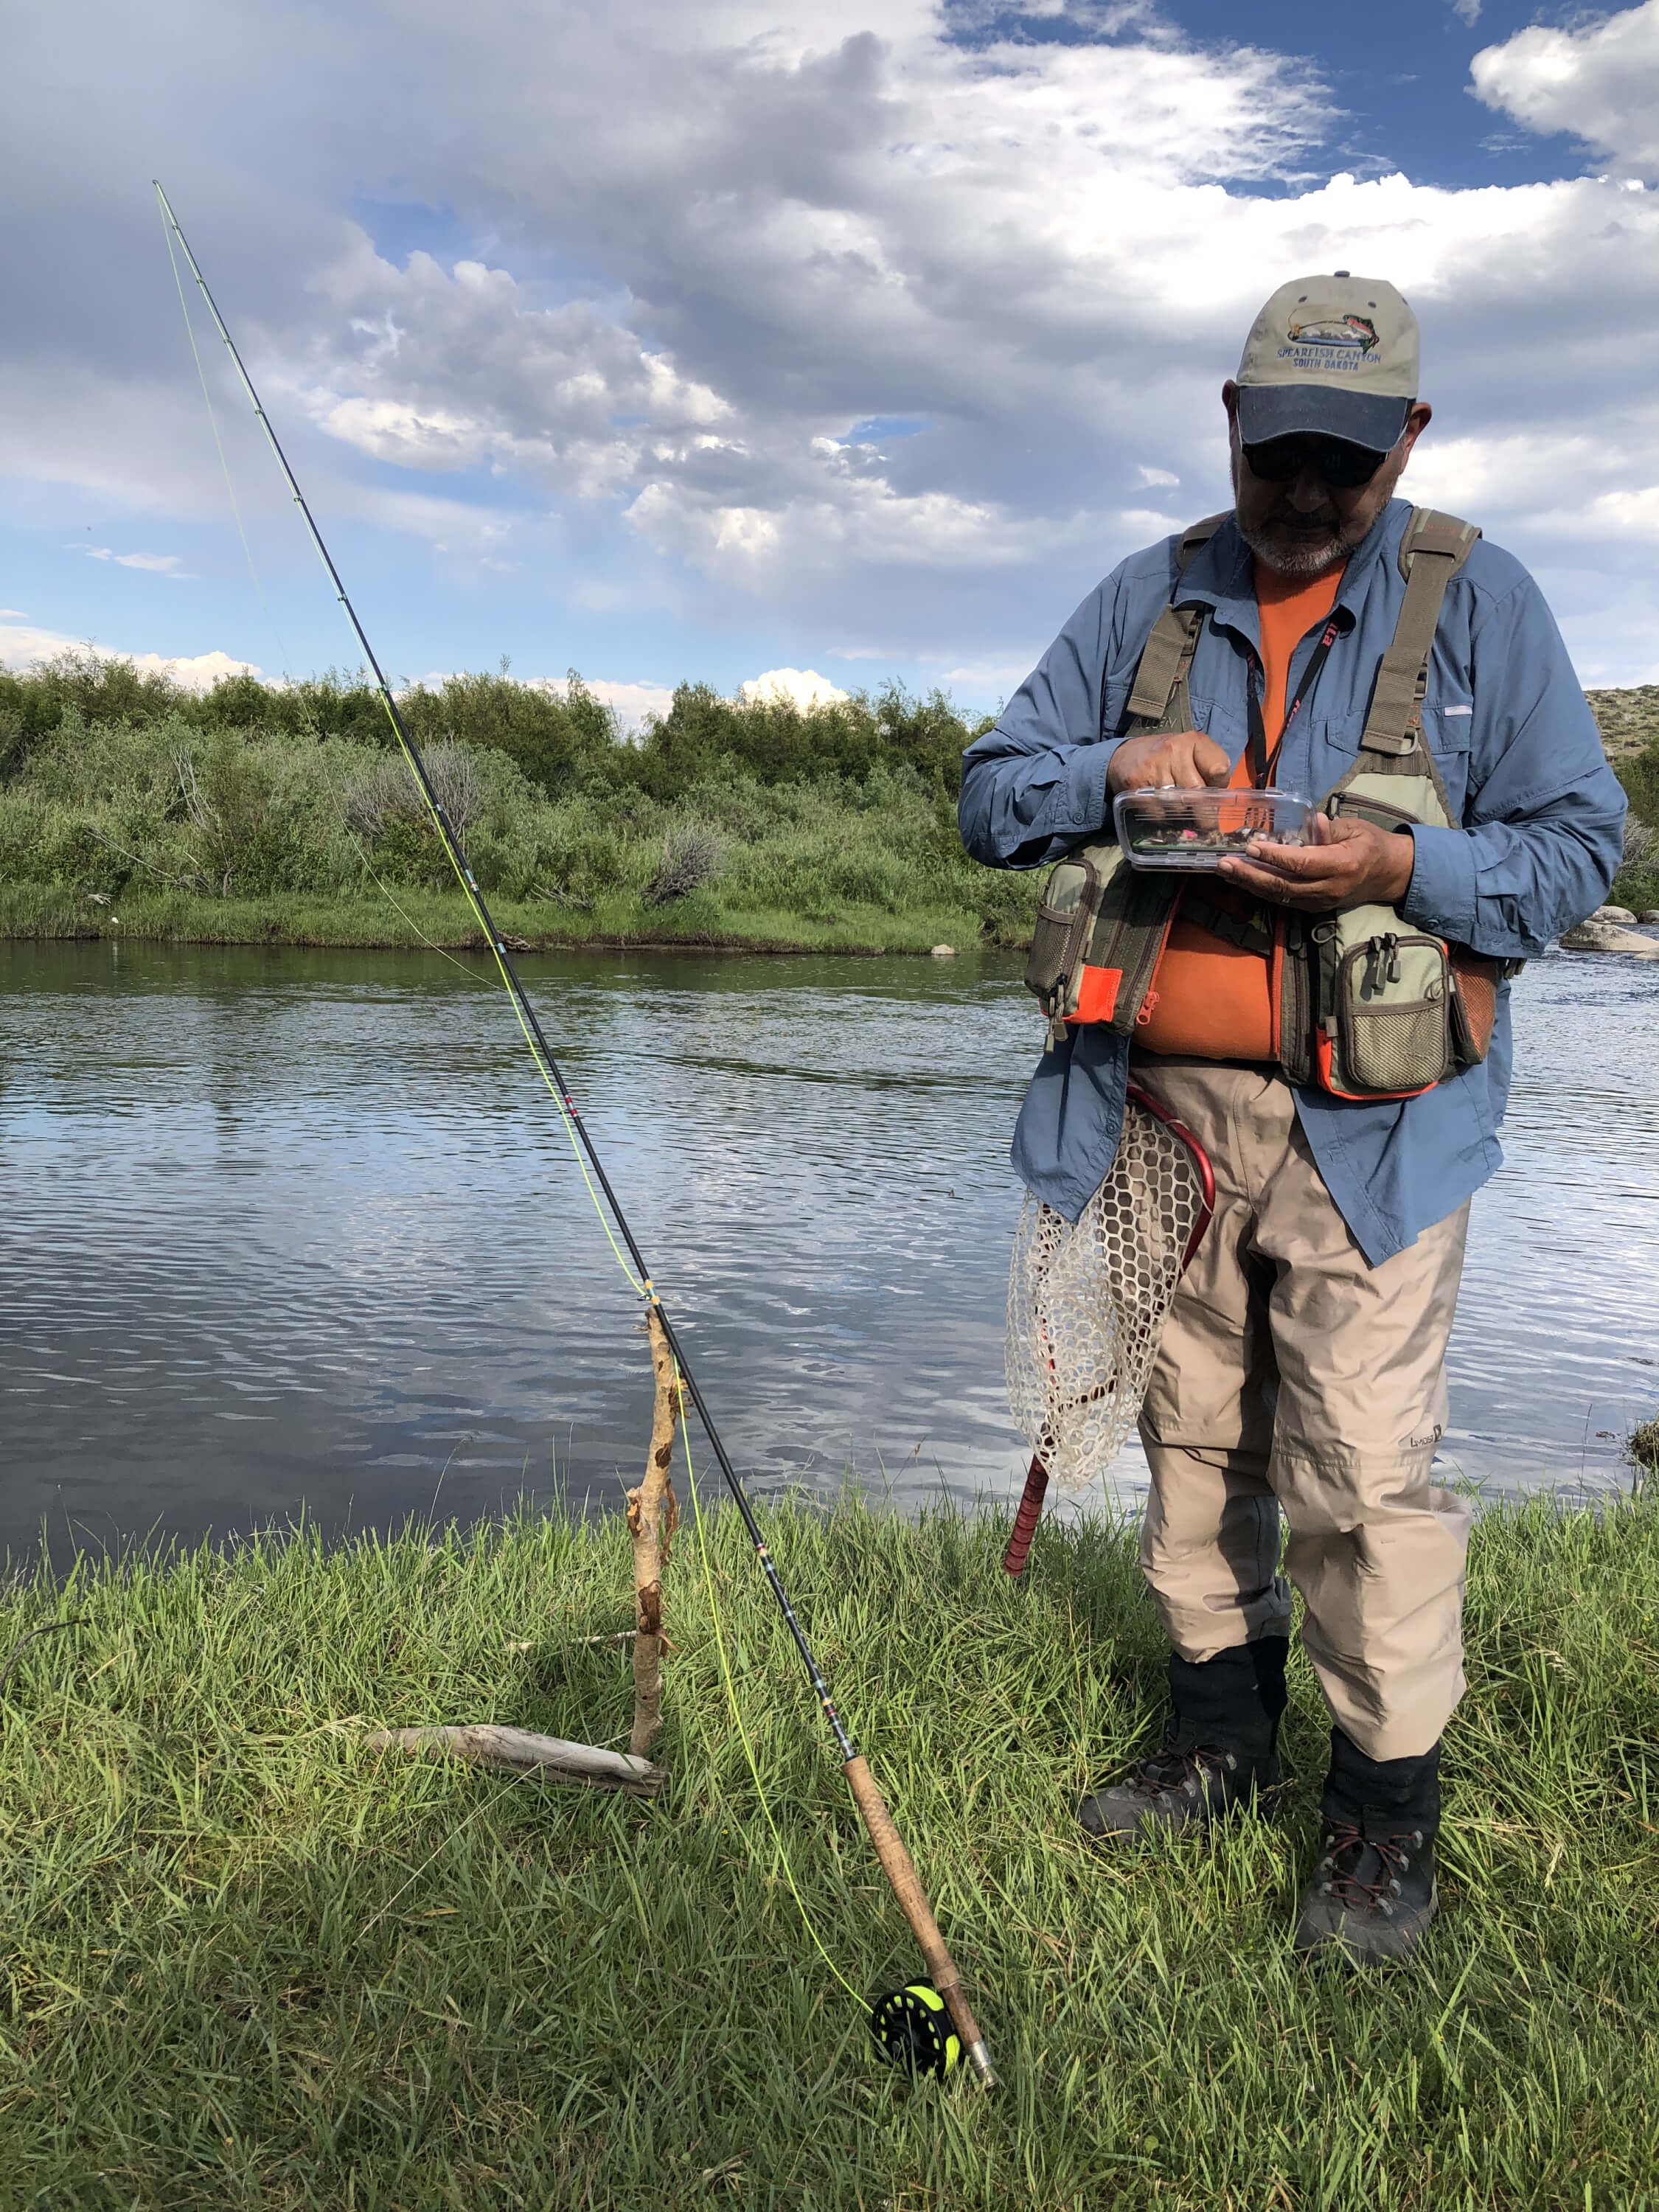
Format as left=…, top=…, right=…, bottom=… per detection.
left=1235, top=273, right=1419, bottom=455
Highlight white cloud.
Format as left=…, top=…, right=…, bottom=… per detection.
left=4, top=0, right=1659, bottom=682
left=133, top=648, right=260, bottom=686
left=0, top=618, right=261, bottom=689
left=740, top=667, right=850, bottom=709
left=537, top=674, right=677, bottom=731
left=1450, top=0, right=1481, bottom=26
left=1471, top=1, right=1659, bottom=175
left=291, top=248, right=731, bottom=507
left=83, top=546, right=188, bottom=572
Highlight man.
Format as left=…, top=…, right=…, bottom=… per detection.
left=960, top=274, right=1626, bottom=1961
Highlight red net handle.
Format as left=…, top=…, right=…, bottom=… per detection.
left=1001, top=1455, right=1049, bottom=1576
left=1001, top=1080, right=1215, bottom=1577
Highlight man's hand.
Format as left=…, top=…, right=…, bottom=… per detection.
left=1107, top=727, right=1231, bottom=795
left=1219, top=815, right=1416, bottom=913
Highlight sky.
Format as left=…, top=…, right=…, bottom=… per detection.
left=3, top=0, right=1658, bottom=719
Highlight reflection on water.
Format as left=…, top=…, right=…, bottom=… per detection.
left=0, top=939, right=1655, bottom=1558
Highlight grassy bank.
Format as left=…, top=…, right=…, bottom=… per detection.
left=2, top=653, right=1655, bottom=954
left=0, top=658, right=1034, bottom=958
left=0, top=884, right=997, bottom=959
left=4, top=1491, right=1657, bottom=2208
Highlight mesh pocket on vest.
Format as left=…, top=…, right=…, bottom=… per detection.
left=1336, top=934, right=1453, bottom=1095
left=1340, top=1001, right=1450, bottom=1092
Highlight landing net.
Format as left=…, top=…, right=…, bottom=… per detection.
left=1005, top=1089, right=1212, bottom=1493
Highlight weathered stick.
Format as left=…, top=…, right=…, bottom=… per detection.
left=366, top=1723, right=666, bottom=1798
left=626, top=1307, right=681, bottom=1756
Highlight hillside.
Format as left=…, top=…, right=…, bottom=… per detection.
left=1587, top=685, right=1659, bottom=763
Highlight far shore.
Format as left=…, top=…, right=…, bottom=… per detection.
left=0, top=886, right=992, bottom=959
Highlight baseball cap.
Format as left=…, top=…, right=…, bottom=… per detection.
left=1235, top=274, right=1419, bottom=453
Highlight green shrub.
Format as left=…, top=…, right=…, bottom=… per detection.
left=398, top=669, right=616, bottom=797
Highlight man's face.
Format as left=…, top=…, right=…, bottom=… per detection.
left=1223, top=381, right=1433, bottom=578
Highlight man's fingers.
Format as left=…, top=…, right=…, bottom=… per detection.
left=1220, top=858, right=1345, bottom=908
left=1195, top=737, right=1232, bottom=788
left=1237, top=840, right=1338, bottom=877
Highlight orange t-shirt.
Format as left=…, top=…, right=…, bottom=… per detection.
left=1135, top=560, right=1344, bottom=1061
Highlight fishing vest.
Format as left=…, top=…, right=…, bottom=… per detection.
left=1022, top=507, right=1512, bottom=1099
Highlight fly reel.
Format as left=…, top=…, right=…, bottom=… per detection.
left=869, top=1983, right=961, bottom=2081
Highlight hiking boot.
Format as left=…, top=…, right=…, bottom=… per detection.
left=1294, top=1728, right=1441, bottom=1964
left=1079, top=1725, right=1279, bottom=1837
left=1078, top=1641, right=1285, bottom=1841
left=1293, top=1810, right=1437, bottom=1961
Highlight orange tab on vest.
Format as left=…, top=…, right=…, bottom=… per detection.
left=1071, top=964, right=1123, bottom=1025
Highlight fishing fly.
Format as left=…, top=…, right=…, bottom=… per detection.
left=153, top=179, right=996, bottom=2090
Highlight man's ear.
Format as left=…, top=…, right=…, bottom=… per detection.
left=1222, top=379, right=1239, bottom=428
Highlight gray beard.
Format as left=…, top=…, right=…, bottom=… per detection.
left=1237, top=515, right=1352, bottom=580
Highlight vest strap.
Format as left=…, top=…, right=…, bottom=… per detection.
left=1124, top=511, right=1231, bottom=726
left=1126, top=604, right=1202, bottom=723
left=1359, top=507, right=1480, bottom=757
left=1181, top=891, right=1276, bottom=956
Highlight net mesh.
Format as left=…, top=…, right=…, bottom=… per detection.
left=1006, top=1095, right=1209, bottom=1492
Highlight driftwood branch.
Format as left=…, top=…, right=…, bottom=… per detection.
left=626, top=1307, right=681, bottom=1756
left=366, top=1723, right=666, bottom=1798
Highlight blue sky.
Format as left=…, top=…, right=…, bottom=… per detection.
left=4, top=0, right=1658, bottom=717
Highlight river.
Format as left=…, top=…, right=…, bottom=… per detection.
left=1, top=939, right=1655, bottom=1560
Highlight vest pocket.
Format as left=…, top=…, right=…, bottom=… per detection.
left=1023, top=855, right=1103, bottom=1012
left=1331, top=793, right=1420, bottom=836
left=1336, top=933, right=1452, bottom=1094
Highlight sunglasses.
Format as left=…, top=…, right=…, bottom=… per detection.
left=1241, top=436, right=1390, bottom=490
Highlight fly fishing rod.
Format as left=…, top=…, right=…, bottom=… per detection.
left=154, top=180, right=995, bottom=2090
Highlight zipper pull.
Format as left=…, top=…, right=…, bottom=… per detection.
left=1136, top=990, right=1160, bottom=1026
left=1384, top=933, right=1402, bottom=984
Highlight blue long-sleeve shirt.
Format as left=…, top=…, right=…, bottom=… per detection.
left=960, top=498, right=1627, bottom=1263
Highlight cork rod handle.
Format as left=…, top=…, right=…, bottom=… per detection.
left=843, top=1754, right=998, bottom=2087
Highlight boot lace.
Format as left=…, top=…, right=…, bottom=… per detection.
left=1317, top=1822, right=1422, bottom=1913
left=1132, top=1741, right=1239, bottom=1800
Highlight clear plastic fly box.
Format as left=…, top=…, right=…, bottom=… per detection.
left=1113, top=785, right=1312, bottom=872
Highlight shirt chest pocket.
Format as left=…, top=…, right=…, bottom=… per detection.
left=1298, top=706, right=1472, bottom=821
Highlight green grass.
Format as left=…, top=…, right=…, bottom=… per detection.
left=3, top=1490, right=1658, bottom=2208
left=0, top=883, right=997, bottom=958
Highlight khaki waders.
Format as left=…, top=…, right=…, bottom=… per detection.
left=1130, top=1051, right=1473, bottom=1765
